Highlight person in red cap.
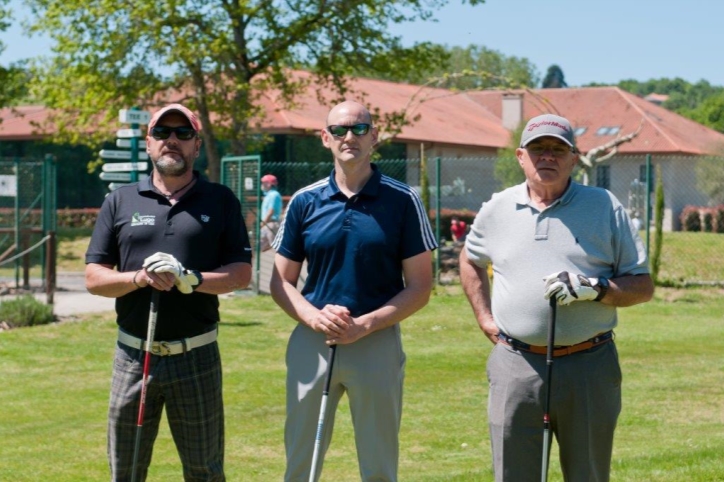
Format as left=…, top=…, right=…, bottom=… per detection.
left=85, top=102, right=252, bottom=481
left=260, top=173, right=282, bottom=252
left=450, top=216, right=467, bottom=243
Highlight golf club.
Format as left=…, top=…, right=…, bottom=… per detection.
left=541, top=296, right=557, bottom=482
left=308, top=344, right=337, bottom=482
left=131, top=289, right=160, bottom=482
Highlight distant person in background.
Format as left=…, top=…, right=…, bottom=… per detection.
left=450, top=216, right=467, bottom=243
left=260, top=174, right=282, bottom=252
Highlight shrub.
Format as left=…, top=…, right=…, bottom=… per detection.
left=716, top=206, right=724, bottom=233
left=0, top=295, right=55, bottom=328
left=703, top=210, right=714, bottom=232
left=680, top=206, right=702, bottom=232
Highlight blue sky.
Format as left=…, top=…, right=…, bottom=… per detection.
left=2, top=0, right=723, bottom=87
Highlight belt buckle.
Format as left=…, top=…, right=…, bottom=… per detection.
left=151, top=341, right=172, bottom=356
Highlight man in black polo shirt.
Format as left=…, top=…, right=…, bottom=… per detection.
left=271, top=100, right=437, bottom=481
left=85, top=103, right=252, bottom=481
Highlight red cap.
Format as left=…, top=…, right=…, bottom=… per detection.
left=148, top=103, right=201, bottom=133
left=261, top=174, right=278, bottom=185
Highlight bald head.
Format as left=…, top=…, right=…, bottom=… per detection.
left=326, top=101, right=372, bottom=125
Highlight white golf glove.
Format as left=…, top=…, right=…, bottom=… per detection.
left=543, top=271, right=598, bottom=306
left=143, top=252, right=202, bottom=294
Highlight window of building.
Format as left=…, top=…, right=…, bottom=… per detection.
left=574, top=127, right=587, bottom=136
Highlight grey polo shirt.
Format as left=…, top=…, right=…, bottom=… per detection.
left=465, top=181, right=649, bottom=346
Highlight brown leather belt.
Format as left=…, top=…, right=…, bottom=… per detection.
left=498, top=331, right=614, bottom=357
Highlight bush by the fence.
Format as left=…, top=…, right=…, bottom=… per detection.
left=716, top=206, right=724, bottom=233
left=0, top=295, right=55, bottom=328
left=680, top=206, right=702, bottom=232
left=703, top=210, right=714, bottom=232
left=57, top=208, right=99, bottom=229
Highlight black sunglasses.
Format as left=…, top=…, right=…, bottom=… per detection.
left=150, top=126, right=197, bottom=141
left=327, top=123, right=371, bottom=137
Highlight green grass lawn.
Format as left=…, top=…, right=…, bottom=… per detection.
left=1, top=287, right=723, bottom=481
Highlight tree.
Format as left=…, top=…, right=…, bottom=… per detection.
left=577, top=121, right=643, bottom=185
left=494, top=124, right=525, bottom=188
left=696, top=156, right=724, bottom=205
left=359, top=44, right=539, bottom=89
left=25, top=0, right=484, bottom=181
left=0, top=2, right=28, bottom=109
left=541, top=64, right=567, bottom=88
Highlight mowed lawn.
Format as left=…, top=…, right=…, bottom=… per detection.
left=1, top=287, right=723, bottom=481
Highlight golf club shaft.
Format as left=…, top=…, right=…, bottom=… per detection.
left=541, top=297, right=557, bottom=482
left=131, top=290, right=160, bottom=482
left=308, top=344, right=337, bottom=482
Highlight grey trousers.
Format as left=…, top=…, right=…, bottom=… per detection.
left=284, top=324, right=405, bottom=482
left=486, top=341, right=622, bottom=482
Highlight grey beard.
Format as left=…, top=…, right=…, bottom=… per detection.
left=154, top=155, right=190, bottom=177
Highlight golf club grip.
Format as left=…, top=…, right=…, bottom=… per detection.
left=546, top=297, right=556, bottom=361
left=323, top=345, right=337, bottom=394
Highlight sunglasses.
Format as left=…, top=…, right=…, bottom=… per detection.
left=327, top=123, right=371, bottom=137
left=525, top=144, right=573, bottom=157
left=150, top=126, right=198, bottom=141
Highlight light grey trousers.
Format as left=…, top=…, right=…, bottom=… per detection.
left=284, top=324, right=405, bottom=482
left=487, top=341, right=622, bottom=482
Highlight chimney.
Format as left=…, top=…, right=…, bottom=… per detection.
left=502, top=93, right=523, bottom=130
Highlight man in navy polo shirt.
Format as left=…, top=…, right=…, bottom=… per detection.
left=270, top=100, right=437, bottom=482
left=85, top=103, right=252, bottom=481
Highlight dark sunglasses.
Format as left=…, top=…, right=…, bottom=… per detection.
left=525, top=144, right=573, bottom=157
left=150, top=126, right=197, bottom=141
left=327, top=123, right=371, bottom=137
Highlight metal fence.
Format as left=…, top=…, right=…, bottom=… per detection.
left=0, top=156, right=57, bottom=292
left=221, top=153, right=724, bottom=289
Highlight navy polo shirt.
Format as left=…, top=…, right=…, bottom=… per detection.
left=86, top=172, right=252, bottom=339
left=274, top=165, right=437, bottom=317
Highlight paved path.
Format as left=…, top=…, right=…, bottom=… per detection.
left=42, top=272, right=116, bottom=317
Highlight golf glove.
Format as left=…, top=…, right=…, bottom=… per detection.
left=543, top=271, right=598, bottom=306
left=142, top=252, right=202, bottom=294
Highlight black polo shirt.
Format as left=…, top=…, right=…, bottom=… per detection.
left=86, top=172, right=252, bottom=339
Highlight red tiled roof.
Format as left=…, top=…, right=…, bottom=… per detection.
left=0, top=106, right=53, bottom=140
left=467, top=87, right=724, bottom=155
left=256, top=71, right=510, bottom=148
left=3, top=82, right=724, bottom=156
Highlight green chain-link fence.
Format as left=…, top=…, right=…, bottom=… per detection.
left=221, top=154, right=724, bottom=290
left=0, top=156, right=57, bottom=292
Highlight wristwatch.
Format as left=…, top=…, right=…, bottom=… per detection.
left=593, top=277, right=609, bottom=301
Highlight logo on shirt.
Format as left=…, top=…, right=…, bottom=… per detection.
left=131, top=212, right=156, bottom=227
left=201, top=215, right=210, bottom=223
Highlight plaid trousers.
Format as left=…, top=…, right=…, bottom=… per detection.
left=107, top=339, right=225, bottom=482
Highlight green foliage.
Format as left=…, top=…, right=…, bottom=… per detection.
left=695, top=157, right=724, bottom=204
left=685, top=93, right=724, bottom=133
left=680, top=206, right=702, bottom=232
left=25, top=0, right=485, bottom=181
left=420, top=149, right=430, bottom=213
left=388, top=44, right=540, bottom=89
left=651, top=165, right=664, bottom=284
left=494, top=124, right=525, bottom=188
left=0, top=295, right=55, bottom=327
left=541, top=64, right=567, bottom=88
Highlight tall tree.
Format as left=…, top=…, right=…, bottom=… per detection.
left=26, top=0, right=484, bottom=181
left=0, top=2, right=28, bottom=109
left=541, top=64, right=567, bottom=88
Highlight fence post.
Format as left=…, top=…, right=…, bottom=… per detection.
left=45, top=231, right=56, bottom=306
left=645, top=154, right=652, bottom=260
left=435, top=157, right=441, bottom=286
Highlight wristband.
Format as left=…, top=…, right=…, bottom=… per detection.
left=132, top=270, right=143, bottom=289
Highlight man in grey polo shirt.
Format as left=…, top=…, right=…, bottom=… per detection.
left=460, top=113, right=654, bottom=481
